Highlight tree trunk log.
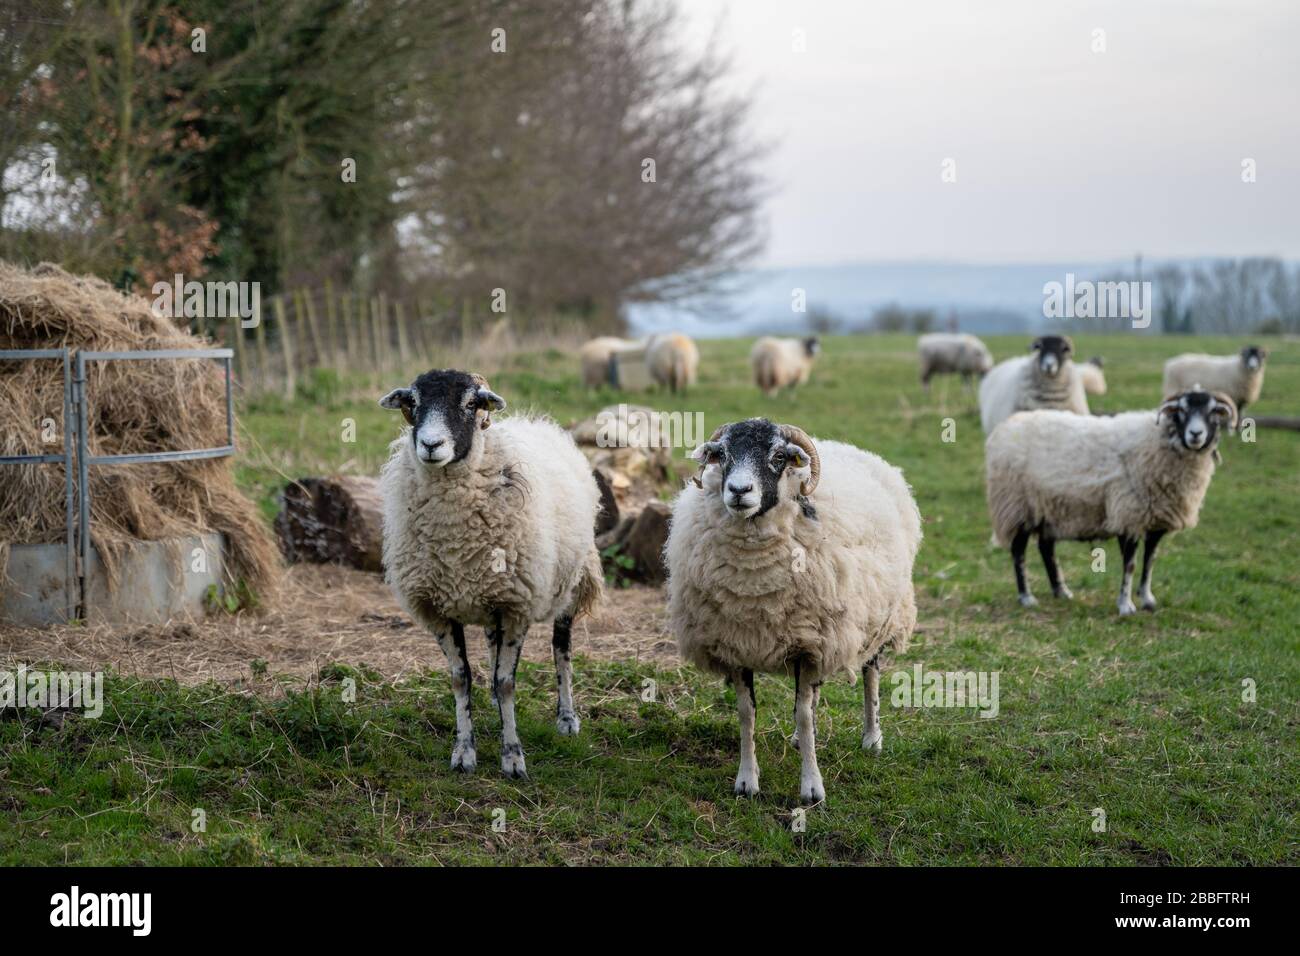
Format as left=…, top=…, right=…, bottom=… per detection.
left=274, top=476, right=384, bottom=571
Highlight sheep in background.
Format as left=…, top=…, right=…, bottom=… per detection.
left=1163, top=346, right=1267, bottom=412
left=578, top=336, right=641, bottom=388
left=665, top=418, right=921, bottom=803
left=645, top=332, right=699, bottom=393
left=917, top=332, right=993, bottom=389
left=1077, top=356, right=1107, bottom=396
left=378, top=369, right=603, bottom=778
left=750, top=336, right=821, bottom=396
left=985, top=388, right=1236, bottom=615
left=979, top=334, right=1089, bottom=433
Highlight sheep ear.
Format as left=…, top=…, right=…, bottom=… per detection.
left=690, top=440, right=722, bottom=463
left=379, top=387, right=414, bottom=410
left=1156, top=398, right=1181, bottom=424
left=476, top=387, right=507, bottom=411
left=785, top=443, right=809, bottom=468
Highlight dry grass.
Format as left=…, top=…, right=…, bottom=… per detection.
left=0, top=563, right=679, bottom=686
left=0, top=261, right=280, bottom=595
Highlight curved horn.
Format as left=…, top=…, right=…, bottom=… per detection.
left=1210, top=391, right=1238, bottom=430
left=779, top=424, right=820, bottom=497
left=690, top=423, right=731, bottom=488
left=1155, top=395, right=1182, bottom=425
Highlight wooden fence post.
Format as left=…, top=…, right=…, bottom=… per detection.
left=275, top=295, right=297, bottom=399
left=394, top=300, right=411, bottom=368
left=298, top=287, right=324, bottom=366
left=324, top=278, right=340, bottom=363
left=254, top=296, right=270, bottom=394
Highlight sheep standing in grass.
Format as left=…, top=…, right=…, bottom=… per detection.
left=1163, top=346, right=1266, bottom=412
left=1077, top=356, right=1107, bottom=396
left=751, top=336, right=821, bottom=396
left=985, top=388, right=1235, bottom=615
left=378, top=369, right=603, bottom=777
left=645, top=332, right=699, bottom=393
left=917, top=332, right=993, bottom=389
left=665, top=418, right=921, bottom=803
left=578, top=336, right=640, bottom=388
left=979, top=334, right=1089, bottom=433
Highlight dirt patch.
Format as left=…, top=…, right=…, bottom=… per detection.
left=0, top=564, right=677, bottom=685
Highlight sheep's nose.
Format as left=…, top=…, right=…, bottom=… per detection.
left=1187, top=428, right=1204, bottom=442
left=420, top=438, right=444, bottom=453
left=726, top=481, right=753, bottom=497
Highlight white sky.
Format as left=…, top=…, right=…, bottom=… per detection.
left=680, top=0, right=1300, bottom=268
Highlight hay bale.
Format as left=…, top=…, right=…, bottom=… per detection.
left=0, top=261, right=280, bottom=599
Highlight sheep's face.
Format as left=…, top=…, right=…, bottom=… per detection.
left=379, top=369, right=506, bottom=468
left=1157, top=389, right=1237, bottom=453
left=803, top=337, right=821, bottom=358
left=1241, top=345, right=1267, bottom=371
left=690, top=418, right=813, bottom=520
left=1030, top=335, right=1073, bottom=377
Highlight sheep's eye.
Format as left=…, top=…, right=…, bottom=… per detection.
left=772, top=452, right=786, bottom=465
left=465, top=400, right=477, bottom=410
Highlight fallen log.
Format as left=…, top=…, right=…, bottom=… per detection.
left=1248, top=415, right=1300, bottom=432
left=274, top=475, right=384, bottom=571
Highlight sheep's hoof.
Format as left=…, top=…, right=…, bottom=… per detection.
left=500, top=744, right=528, bottom=779
left=1140, top=593, right=1158, bottom=612
left=800, top=775, right=826, bottom=806
left=789, top=732, right=800, bottom=750
left=450, top=740, right=477, bottom=773
left=862, top=729, right=883, bottom=753
left=1018, top=593, right=1038, bottom=609
left=555, top=711, right=581, bottom=736
left=1053, top=585, right=1074, bottom=600
left=733, top=771, right=760, bottom=797
left=1117, top=599, right=1137, bottom=616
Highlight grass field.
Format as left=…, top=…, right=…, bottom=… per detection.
left=3, top=333, right=1298, bottom=864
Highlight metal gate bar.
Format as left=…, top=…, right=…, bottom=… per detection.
left=0, top=348, right=77, bottom=622
left=74, top=348, right=235, bottom=615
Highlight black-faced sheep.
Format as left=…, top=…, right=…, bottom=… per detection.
left=750, top=336, right=820, bottom=396
left=985, top=388, right=1236, bottom=615
left=378, top=369, right=602, bottom=777
left=665, top=418, right=922, bottom=803
left=645, top=332, right=699, bottom=393
left=917, top=332, right=993, bottom=389
left=1163, top=346, right=1266, bottom=412
left=979, top=334, right=1089, bottom=433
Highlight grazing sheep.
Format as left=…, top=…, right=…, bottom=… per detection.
left=1077, top=356, right=1107, bottom=396
left=1163, top=346, right=1267, bottom=412
left=578, top=336, right=640, bottom=388
left=378, top=369, right=603, bottom=778
left=979, top=334, right=1089, bottom=433
left=917, top=332, right=993, bottom=388
left=985, top=388, right=1236, bottom=615
left=645, top=332, right=699, bottom=393
left=665, top=418, right=922, bottom=803
left=751, top=336, right=821, bottom=396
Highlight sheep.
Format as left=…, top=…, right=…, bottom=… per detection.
left=979, top=334, right=1089, bottom=433
left=665, top=418, right=922, bottom=803
left=378, top=368, right=603, bottom=778
left=917, top=332, right=993, bottom=389
left=750, top=336, right=821, bottom=396
left=645, top=332, right=699, bottom=393
left=985, top=388, right=1236, bottom=615
left=578, top=336, right=640, bottom=388
left=1163, top=346, right=1267, bottom=412
left=1077, top=356, right=1107, bottom=396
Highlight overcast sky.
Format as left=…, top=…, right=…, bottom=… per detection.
left=679, top=0, right=1300, bottom=268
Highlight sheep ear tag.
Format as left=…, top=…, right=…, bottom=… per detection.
left=788, top=448, right=808, bottom=468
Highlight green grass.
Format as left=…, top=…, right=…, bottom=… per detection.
left=3, top=333, right=1298, bottom=864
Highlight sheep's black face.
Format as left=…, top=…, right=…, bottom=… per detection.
left=691, top=418, right=807, bottom=520
left=1158, top=390, right=1236, bottom=453
left=1030, top=335, right=1073, bottom=377
left=378, top=369, right=506, bottom=467
left=803, top=337, right=821, bottom=358
left=1241, top=345, right=1267, bottom=371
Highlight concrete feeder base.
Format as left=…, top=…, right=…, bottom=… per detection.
left=0, top=533, right=225, bottom=627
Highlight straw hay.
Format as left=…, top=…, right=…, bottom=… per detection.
left=0, top=261, right=280, bottom=598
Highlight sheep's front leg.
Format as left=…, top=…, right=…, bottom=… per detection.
left=432, top=622, right=476, bottom=773
left=1138, top=530, right=1165, bottom=611
left=790, top=683, right=819, bottom=749
left=1011, top=529, right=1037, bottom=607
left=1038, top=535, right=1072, bottom=599
left=552, top=615, right=580, bottom=735
left=1117, top=534, right=1140, bottom=616
left=731, top=668, right=759, bottom=796
left=862, top=654, right=883, bottom=753
left=489, top=618, right=528, bottom=778
left=794, top=661, right=825, bottom=804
